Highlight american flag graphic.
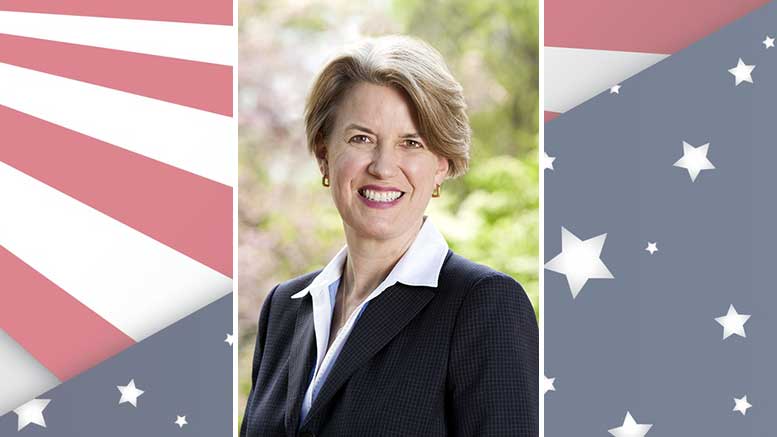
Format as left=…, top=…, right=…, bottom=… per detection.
left=0, top=0, right=234, bottom=429
left=544, top=0, right=771, bottom=122
left=545, top=1, right=777, bottom=434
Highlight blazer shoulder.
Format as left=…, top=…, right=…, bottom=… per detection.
left=439, top=251, right=520, bottom=292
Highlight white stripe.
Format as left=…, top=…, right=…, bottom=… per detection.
left=0, top=329, right=60, bottom=416
left=0, top=62, right=234, bottom=186
left=544, top=47, right=668, bottom=113
left=0, top=163, right=232, bottom=343
left=0, top=11, right=233, bottom=66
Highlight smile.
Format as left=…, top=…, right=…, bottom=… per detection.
left=359, top=188, right=404, bottom=202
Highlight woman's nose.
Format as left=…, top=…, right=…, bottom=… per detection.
left=367, top=143, right=399, bottom=179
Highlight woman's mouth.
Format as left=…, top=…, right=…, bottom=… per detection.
left=357, top=187, right=405, bottom=208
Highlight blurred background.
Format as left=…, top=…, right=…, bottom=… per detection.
left=238, top=0, right=538, bottom=422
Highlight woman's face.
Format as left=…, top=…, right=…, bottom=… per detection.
left=320, top=82, right=449, bottom=242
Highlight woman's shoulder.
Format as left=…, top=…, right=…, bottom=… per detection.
left=440, top=252, right=537, bottom=336
left=439, top=251, right=523, bottom=293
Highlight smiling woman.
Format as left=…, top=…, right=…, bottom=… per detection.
left=240, top=35, right=538, bottom=437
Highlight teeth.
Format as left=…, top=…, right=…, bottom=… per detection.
left=361, top=189, right=402, bottom=202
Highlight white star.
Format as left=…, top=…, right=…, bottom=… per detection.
left=608, top=411, right=653, bottom=437
left=715, top=305, right=750, bottom=339
left=545, top=227, right=613, bottom=298
left=175, top=415, right=188, bottom=428
left=673, top=141, right=715, bottom=182
left=543, top=375, right=556, bottom=395
left=13, top=398, right=50, bottom=431
left=610, top=84, right=621, bottom=94
left=117, top=379, right=145, bottom=407
left=763, top=36, right=775, bottom=49
left=225, top=333, right=234, bottom=346
left=645, top=242, right=658, bottom=255
left=733, top=395, right=752, bottom=415
left=542, top=151, right=556, bottom=171
left=728, top=58, right=755, bottom=85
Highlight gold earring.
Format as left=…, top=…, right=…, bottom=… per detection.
left=432, top=184, right=441, bottom=198
left=322, top=175, right=330, bottom=187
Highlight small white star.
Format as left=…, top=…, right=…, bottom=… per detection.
left=545, top=227, right=614, bottom=298
left=13, top=398, right=50, bottom=431
left=225, top=333, right=234, bottom=346
left=733, top=395, right=752, bottom=415
left=543, top=375, right=556, bottom=395
left=715, top=305, right=750, bottom=339
left=728, top=58, right=755, bottom=85
left=673, top=141, right=715, bottom=182
left=117, top=379, right=145, bottom=407
left=610, top=84, right=621, bottom=94
left=175, top=415, right=188, bottom=428
left=608, top=411, right=653, bottom=437
left=542, top=151, right=556, bottom=171
left=763, top=36, right=775, bottom=49
left=645, top=242, right=658, bottom=255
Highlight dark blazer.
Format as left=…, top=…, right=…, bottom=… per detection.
left=241, top=250, right=538, bottom=437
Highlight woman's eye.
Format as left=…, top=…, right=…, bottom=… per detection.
left=349, top=135, right=371, bottom=144
left=405, top=140, right=423, bottom=148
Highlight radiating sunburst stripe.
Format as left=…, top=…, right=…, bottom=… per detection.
left=0, top=11, right=233, bottom=66
left=0, top=33, right=231, bottom=116
left=0, top=247, right=136, bottom=381
left=0, top=162, right=232, bottom=343
left=0, top=63, right=234, bottom=187
left=0, top=0, right=232, bottom=25
left=0, top=105, right=233, bottom=278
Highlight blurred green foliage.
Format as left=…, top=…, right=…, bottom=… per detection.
left=238, top=0, right=537, bottom=423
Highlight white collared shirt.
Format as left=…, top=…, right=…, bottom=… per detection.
left=291, top=217, right=449, bottom=425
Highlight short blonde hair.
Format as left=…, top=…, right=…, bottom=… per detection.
left=304, top=35, right=471, bottom=178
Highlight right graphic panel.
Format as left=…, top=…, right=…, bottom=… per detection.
left=544, top=0, right=775, bottom=435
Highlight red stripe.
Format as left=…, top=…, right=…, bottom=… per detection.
left=0, top=105, right=233, bottom=278
left=546, top=0, right=769, bottom=54
left=0, top=246, right=136, bottom=381
left=0, top=0, right=231, bottom=26
left=544, top=111, right=560, bottom=123
left=0, top=33, right=232, bottom=117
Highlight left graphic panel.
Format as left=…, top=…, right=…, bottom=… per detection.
left=0, top=1, right=235, bottom=434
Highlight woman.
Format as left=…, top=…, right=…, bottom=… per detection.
left=241, top=35, right=538, bottom=437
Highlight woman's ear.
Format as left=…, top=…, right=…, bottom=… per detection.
left=434, top=156, right=450, bottom=185
left=316, top=145, right=329, bottom=176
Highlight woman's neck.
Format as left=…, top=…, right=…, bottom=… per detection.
left=342, top=220, right=423, bottom=301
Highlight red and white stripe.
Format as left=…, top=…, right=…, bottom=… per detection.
left=544, top=0, right=770, bottom=122
left=0, top=2, right=233, bottom=414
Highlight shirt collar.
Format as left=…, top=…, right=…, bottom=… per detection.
left=290, top=217, right=448, bottom=299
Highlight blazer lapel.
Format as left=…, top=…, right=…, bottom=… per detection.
left=285, top=296, right=316, bottom=435
left=300, top=283, right=435, bottom=427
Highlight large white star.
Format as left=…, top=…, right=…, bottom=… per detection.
left=673, top=141, right=715, bottom=182
left=715, top=305, right=750, bottom=339
left=645, top=242, right=658, bottom=255
left=763, top=36, right=775, bottom=49
left=728, top=58, right=755, bottom=85
left=542, top=151, right=556, bottom=171
left=608, top=411, right=653, bottom=437
left=225, top=333, right=234, bottom=346
left=117, top=379, right=145, bottom=407
left=610, top=84, right=621, bottom=94
left=733, top=395, right=751, bottom=415
left=545, top=227, right=613, bottom=298
left=175, top=415, right=188, bottom=428
left=13, top=398, right=50, bottom=431
left=542, top=375, right=556, bottom=395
